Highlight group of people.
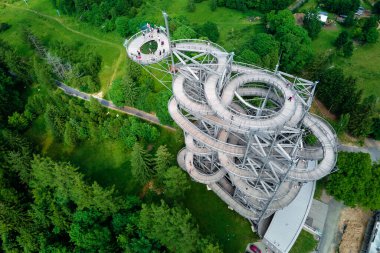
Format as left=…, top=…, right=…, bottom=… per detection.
left=138, top=23, right=168, bottom=61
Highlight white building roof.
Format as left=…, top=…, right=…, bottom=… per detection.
left=263, top=180, right=316, bottom=253
left=318, top=14, right=328, bottom=23
left=369, top=221, right=380, bottom=253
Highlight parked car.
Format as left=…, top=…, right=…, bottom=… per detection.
left=249, top=244, right=261, bottom=253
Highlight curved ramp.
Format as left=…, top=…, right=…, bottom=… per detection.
left=126, top=31, right=337, bottom=228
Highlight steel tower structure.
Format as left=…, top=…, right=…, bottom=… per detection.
left=124, top=13, right=337, bottom=235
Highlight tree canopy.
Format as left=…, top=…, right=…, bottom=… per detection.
left=246, top=33, right=279, bottom=69
left=131, top=142, right=154, bottom=184
left=319, top=0, right=360, bottom=14
left=138, top=200, right=201, bottom=253
left=196, top=21, right=220, bottom=42
left=303, top=10, right=322, bottom=39
left=109, top=77, right=137, bottom=107
left=266, top=10, right=313, bottom=72
left=0, top=130, right=220, bottom=252
left=316, top=67, right=361, bottom=116
left=326, top=152, right=380, bottom=209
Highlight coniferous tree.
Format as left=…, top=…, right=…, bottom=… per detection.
left=131, top=143, right=154, bottom=184
left=348, top=96, right=376, bottom=138
left=162, top=166, right=191, bottom=199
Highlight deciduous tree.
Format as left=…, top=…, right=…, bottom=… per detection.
left=303, top=10, right=322, bottom=39
left=326, top=152, right=380, bottom=209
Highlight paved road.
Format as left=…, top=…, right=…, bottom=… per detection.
left=56, top=81, right=176, bottom=131
left=318, top=199, right=344, bottom=253
left=338, top=139, right=380, bottom=162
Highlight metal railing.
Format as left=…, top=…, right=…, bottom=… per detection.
left=172, top=38, right=227, bottom=53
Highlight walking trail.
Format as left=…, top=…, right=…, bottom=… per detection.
left=4, top=3, right=124, bottom=87
left=56, top=81, right=175, bottom=131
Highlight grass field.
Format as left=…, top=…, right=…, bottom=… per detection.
left=290, top=230, right=318, bottom=253
left=335, top=41, right=380, bottom=102
left=311, top=24, right=380, bottom=108
left=0, top=0, right=126, bottom=92
left=184, top=182, right=257, bottom=252
left=311, top=25, right=343, bottom=54
left=298, top=0, right=319, bottom=12
left=140, top=0, right=265, bottom=52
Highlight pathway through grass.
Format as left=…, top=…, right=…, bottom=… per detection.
left=1, top=1, right=125, bottom=91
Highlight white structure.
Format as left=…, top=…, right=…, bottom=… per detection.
left=318, top=11, right=328, bottom=23
left=124, top=12, right=337, bottom=252
left=368, top=213, right=380, bottom=253
left=263, top=181, right=315, bottom=253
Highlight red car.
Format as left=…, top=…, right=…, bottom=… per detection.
left=249, top=244, right=261, bottom=253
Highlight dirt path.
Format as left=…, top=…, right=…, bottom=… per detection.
left=108, top=49, right=125, bottom=88
left=5, top=3, right=124, bottom=85
left=311, top=99, right=337, bottom=120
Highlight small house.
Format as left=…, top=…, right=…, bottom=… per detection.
left=318, top=11, right=328, bottom=23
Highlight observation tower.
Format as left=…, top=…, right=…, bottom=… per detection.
left=124, top=12, right=337, bottom=243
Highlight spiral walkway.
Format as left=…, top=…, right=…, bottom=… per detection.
left=125, top=29, right=337, bottom=230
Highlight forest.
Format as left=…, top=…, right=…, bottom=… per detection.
left=0, top=38, right=223, bottom=251
left=1, top=0, right=380, bottom=252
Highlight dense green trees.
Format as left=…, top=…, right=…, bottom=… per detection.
left=216, top=0, right=293, bottom=12
left=326, top=152, right=380, bottom=209
left=109, top=77, right=137, bottom=107
left=362, top=17, right=379, bottom=43
left=154, top=90, right=173, bottom=125
left=0, top=66, right=23, bottom=124
left=343, top=12, right=356, bottom=27
left=152, top=146, right=190, bottom=199
left=172, top=26, right=197, bottom=40
left=335, top=30, right=350, bottom=48
left=210, top=0, right=218, bottom=11
left=51, top=0, right=142, bottom=33
left=348, top=96, right=377, bottom=137
left=0, top=23, right=11, bottom=32
left=364, top=27, right=379, bottom=43
left=319, top=0, right=360, bottom=14
left=303, top=10, right=322, bottom=39
left=347, top=16, right=379, bottom=44
left=246, top=33, right=279, bottom=69
left=187, top=0, right=196, bottom=12
left=335, top=30, right=354, bottom=57
left=115, top=16, right=129, bottom=37
left=139, top=201, right=201, bottom=253
left=374, top=1, right=380, bottom=15
left=316, top=67, right=379, bottom=139
left=0, top=130, right=216, bottom=252
left=161, top=166, right=191, bottom=199
left=342, top=40, right=354, bottom=57
left=154, top=145, right=174, bottom=177
left=266, top=10, right=313, bottom=72
left=372, top=118, right=380, bottom=140
left=0, top=39, right=32, bottom=83
left=131, top=143, right=154, bottom=184
left=317, top=67, right=361, bottom=115
left=196, top=21, right=220, bottom=42
left=49, top=41, right=102, bottom=91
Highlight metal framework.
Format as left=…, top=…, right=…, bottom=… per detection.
left=124, top=13, right=337, bottom=234
left=27, top=32, right=79, bottom=80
